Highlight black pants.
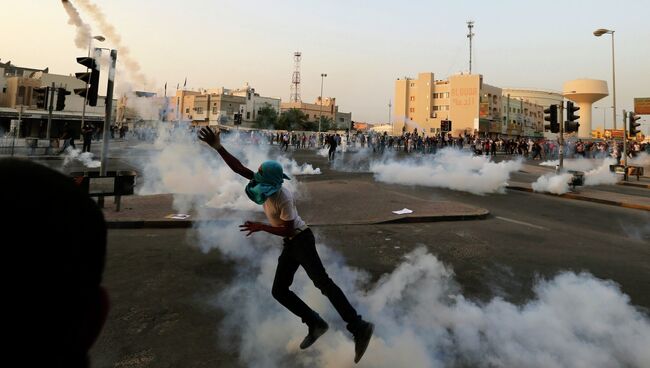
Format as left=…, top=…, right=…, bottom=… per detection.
left=272, top=228, right=362, bottom=334
left=328, top=148, right=336, bottom=161
left=82, top=140, right=91, bottom=153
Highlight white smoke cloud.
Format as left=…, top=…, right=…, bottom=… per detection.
left=275, top=156, right=321, bottom=175
left=62, top=147, right=101, bottom=168
left=533, top=158, right=619, bottom=194
left=371, top=149, right=522, bottom=195
left=532, top=173, right=572, bottom=195
left=629, top=152, right=650, bottom=168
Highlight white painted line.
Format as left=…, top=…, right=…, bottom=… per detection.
left=496, top=216, right=549, bottom=231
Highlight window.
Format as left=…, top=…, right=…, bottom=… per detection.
left=410, top=96, right=415, bottom=101
left=433, top=106, right=439, bottom=111
left=409, top=108, right=415, bottom=113
left=212, top=107, right=219, bottom=114
left=410, top=83, right=415, bottom=87
left=246, top=112, right=250, bottom=119
left=185, top=108, right=190, bottom=113
left=196, top=107, right=203, bottom=114
left=339, top=117, right=344, bottom=122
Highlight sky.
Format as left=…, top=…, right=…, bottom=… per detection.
left=1, top=0, right=649, bottom=129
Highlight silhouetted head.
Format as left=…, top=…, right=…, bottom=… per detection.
left=0, top=158, right=109, bottom=367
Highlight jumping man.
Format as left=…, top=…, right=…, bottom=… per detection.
left=198, top=127, right=373, bottom=364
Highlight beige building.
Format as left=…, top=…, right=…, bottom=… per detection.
left=172, top=89, right=246, bottom=127
left=280, top=97, right=352, bottom=130
left=394, top=72, right=545, bottom=138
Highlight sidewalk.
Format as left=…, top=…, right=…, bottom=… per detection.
left=101, top=180, right=490, bottom=229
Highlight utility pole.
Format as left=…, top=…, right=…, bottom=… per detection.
left=622, top=109, right=628, bottom=180
left=388, top=99, right=392, bottom=135
left=101, top=49, right=117, bottom=177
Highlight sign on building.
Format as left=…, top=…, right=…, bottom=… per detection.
left=634, top=98, right=650, bottom=115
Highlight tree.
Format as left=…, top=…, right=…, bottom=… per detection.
left=254, top=105, right=278, bottom=129
left=318, top=116, right=333, bottom=131
left=278, top=108, right=308, bottom=131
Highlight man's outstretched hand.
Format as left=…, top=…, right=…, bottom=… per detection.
left=240, top=221, right=263, bottom=237
left=198, top=127, right=221, bottom=149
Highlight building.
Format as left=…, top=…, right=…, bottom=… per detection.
left=1, top=60, right=110, bottom=139
left=116, top=91, right=176, bottom=130
left=393, top=72, right=546, bottom=138
left=280, top=97, right=352, bottom=130
left=230, top=84, right=281, bottom=124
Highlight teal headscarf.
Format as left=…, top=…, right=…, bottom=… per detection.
left=245, top=160, right=291, bottom=204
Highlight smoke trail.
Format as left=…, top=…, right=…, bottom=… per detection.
left=60, top=0, right=92, bottom=49
left=370, top=149, right=522, bottom=195
left=72, top=0, right=149, bottom=87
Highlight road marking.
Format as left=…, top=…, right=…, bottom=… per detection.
left=496, top=216, right=549, bottom=231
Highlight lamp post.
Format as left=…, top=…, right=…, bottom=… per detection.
left=81, top=35, right=105, bottom=128
left=319, top=73, right=327, bottom=135
left=593, top=28, right=616, bottom=131
left=594, top=106, right=610, bottom=131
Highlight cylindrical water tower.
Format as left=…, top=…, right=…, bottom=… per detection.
left=563, top=79, right=609, bottom=138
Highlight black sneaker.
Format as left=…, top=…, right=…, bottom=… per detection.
left=299, top=317, right=329, bottom=350
left=353, top=321, right=374, bottom=364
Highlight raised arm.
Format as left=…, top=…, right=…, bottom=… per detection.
left=198, top=127, right=254, bottom=180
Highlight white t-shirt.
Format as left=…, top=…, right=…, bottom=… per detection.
left=263, top=186, right=306, bottom=229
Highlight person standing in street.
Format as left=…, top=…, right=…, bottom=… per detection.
left=198, top=127, right=374, bottom=364
left=82, top=123, right=94, bottom=153
left=59, top=122, right=77, bottom=154
left=328, top=134, right=338, bottom=161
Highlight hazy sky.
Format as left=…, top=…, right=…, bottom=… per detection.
left=2, top=0, right=649, bottom=128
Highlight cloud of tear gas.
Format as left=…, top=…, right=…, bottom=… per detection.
left=62, top=147, right=101, bottom=168
left=197, top=229, right=650, bottom=368
left=275, top=156, right=321, bottom=175
left=532, top=173, right=572, bottom=194
left=540, top=159, right=598, bottom=172
left=61, top=0, right=91, bottom=49
left=533, top=158, right=619, bottom=194
left=629, top=152, right=650, bottom=168
left=370, top=148, right=522, bottom=195
left=72, top=0, right=149, bottom=87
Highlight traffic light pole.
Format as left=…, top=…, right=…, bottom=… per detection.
left=100, top=49, right=117, bottom=177
left=46, top=82, right=56, bottom=141
left=557, top=101, right=564, bottom=172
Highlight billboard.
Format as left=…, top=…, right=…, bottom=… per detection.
left=634, top=98, right=650, bottom=115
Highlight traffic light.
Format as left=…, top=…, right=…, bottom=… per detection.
left=440, top=119, right=452, bottom=132
left=234, top=113, right=242, bottom=125
left=350, top=121, right=355, bottom=130
left=628, top=111, right=641, bottom=136
left=544, top=104, right=559, bottom=133
left=565, top=101, right=580, bottom=133
left=74, top=55, right=100, bottom=106
left=55, top=88, right=71, bottom=111
left=33, top=87, right=49, bottom=109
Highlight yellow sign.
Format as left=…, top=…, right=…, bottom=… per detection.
left=634, top=97, right=650, bottom=115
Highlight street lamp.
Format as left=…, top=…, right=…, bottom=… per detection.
left=319, top=73, right=327, bottom=135
left=593, top=28, right=616, bottom=130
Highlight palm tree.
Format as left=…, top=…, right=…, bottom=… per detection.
left=278, top=108, right=308, bottom=131
left=254, top=105, right=278, bottom=129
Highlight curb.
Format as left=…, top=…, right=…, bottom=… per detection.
left=506, top=185, right=650, bottom=212
left=618, top=181, right=650, bottom=189
left=106, top=212, right=490, bottom=229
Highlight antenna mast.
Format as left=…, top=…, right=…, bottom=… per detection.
left=290, top=51, right=302, bottom=102
left=467, top=21, right=475, bottom=74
